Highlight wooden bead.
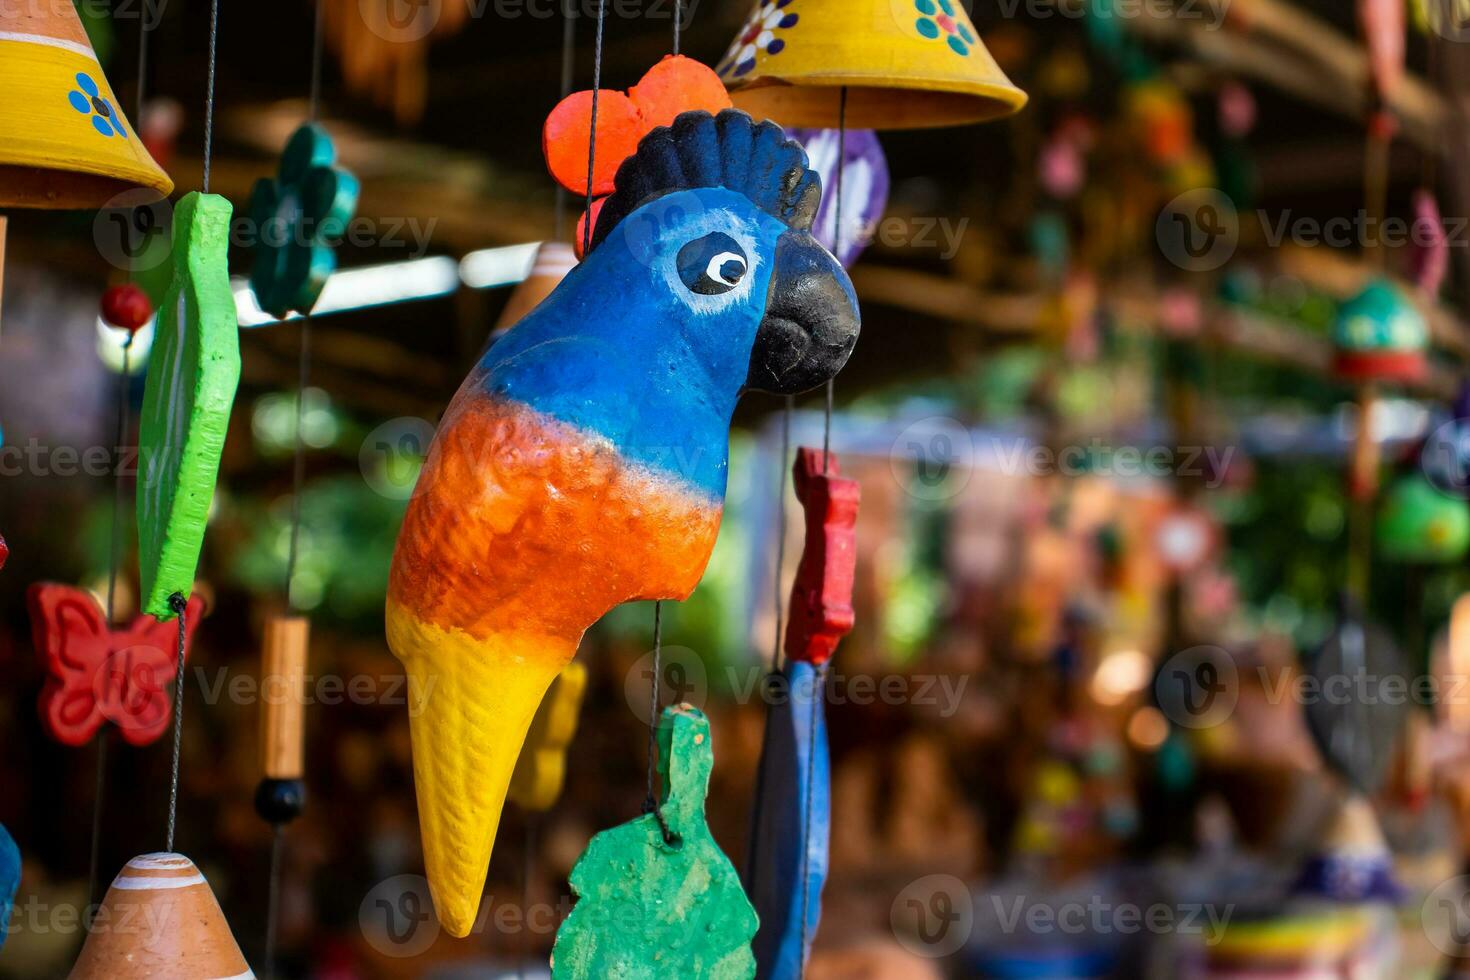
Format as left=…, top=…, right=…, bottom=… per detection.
left=68, top=853, right=251, bottom=979
left=260, top=615, right=309, bottom=781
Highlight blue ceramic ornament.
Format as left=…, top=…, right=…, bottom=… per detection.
left=0, top=823, right=18, bottom=950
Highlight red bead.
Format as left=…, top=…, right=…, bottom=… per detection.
left=783, top=447, right=860, bottom=667
left=100, top=284, right=154, bottom=333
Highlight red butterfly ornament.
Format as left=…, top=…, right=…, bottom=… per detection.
left=29, top=583, right=204, bottom=746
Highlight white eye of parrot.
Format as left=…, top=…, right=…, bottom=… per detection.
left=706, top=252, right=747, bottom=287
left=677, top=232, right=749, bottom=295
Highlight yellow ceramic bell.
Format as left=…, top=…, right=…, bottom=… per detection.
left=0, top=3, right=173, bottom=208
left=718, top=0, right=1027, bottom=129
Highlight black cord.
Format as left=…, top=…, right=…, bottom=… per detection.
left=202, top=0, right=219, bottom=193
left=284, top=315, right=311, bottom=604
left=672, top=0, right=682, bottom=55
left=308, top=0, right=326, bottom=123
left=264, top=824, right=284, bottom=980
left=581, top=0, right=606, bottom=256
left=773, top=399, right=792, bottom=671
left=165, top=592, right=187, bottom=852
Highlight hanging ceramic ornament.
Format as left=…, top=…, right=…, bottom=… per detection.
left=786, top=128, right=889, bottom=267
left=247, top=124, right=360, bottom=320
left=69, top=853, right=252, bottom=979
left=1332, top=277, right=1429, bottom=385
left=543, top=55, right=732, bottom=257
left=552, top=705, right=758, bottom=977
left=256, top=615, right=310, bottom=824
left=1293, top=795, right=1403, bottom=902
left=1375, top=474, right=1470, bottom=563
left=1304, top=597, right=1410, bottom=797
left=746, top=447, right=858, bottom=978
left=387, top=110, right=859, bottom=936
left=0, top=1, right=171, bottom=207
left=0, top=823, right=17, bottom=951
left=28, top=584, right=204, bottom=747
left=137, top=192, right=241, bottom=620
left=509, top=661, right=587, bottom=813
left=717, top=0, right=1028, bottom=129
left=1423, top=384, right=1470, bottom=499
left=493, top=242, right=578, bottom=336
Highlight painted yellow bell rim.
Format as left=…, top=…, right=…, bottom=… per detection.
left=0, top=2, right=173, bottom=209
left=718, top=0, right=1028, bottom=130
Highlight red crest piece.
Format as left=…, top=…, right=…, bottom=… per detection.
left=28, top=583, right=204, bottom=746
left=542, top=55, right=733, bottom=259
left=783, top=448, right=860, bottom=666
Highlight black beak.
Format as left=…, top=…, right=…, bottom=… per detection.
left=745, top=231, right=861, bottom=395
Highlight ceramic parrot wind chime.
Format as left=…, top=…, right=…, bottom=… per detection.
left=386, top=7, right=861, bottom=970
left=715, top=1, right=1026, bottom=974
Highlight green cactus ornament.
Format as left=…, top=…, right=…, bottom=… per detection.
left=551, top=704, right=758, bottom=979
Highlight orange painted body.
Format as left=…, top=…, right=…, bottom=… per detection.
left=385, top=394, right=723, bottom=936
left=388, top=393, right=722, bottom=644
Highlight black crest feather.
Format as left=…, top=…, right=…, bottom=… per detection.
left=588, top=109, right=821, bottom=253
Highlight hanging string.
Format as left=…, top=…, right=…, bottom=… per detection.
left=800, top=85, right=850, bottom=972
left=165, top=592, right=188, bottom=852
left=284, top=324, right=310, bottom=604
left=553, top=0, right=576, bottom=243
left=264, top=824, right=284, bottom=978
left=269, top=8, right=328, bottom=974
left=136, top=6, right=150, bottom=121
left=642, top=602, right=679, bottom=845
left=773, top=399, right=792, bottom=672
left=581, top=0, right=607, bottom=257
left=672, top=0, right=682, bottom=55
left=822, top=88, right=848, bottom=477
left=202, top=0, right=219, bottom=194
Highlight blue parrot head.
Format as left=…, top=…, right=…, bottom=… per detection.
left=584, top=109, right=861, bottom=397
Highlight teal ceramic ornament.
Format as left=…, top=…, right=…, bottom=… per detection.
left=1376, top=474, right=1470, bottom=563
left=552, top=704, right=758, bottom=979
left=247, top=123, right=359, bottom=319
left=1332, top=277, right=1429, bottom=384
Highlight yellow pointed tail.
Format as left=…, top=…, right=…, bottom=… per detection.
left=388, top=599, right=574, bottom=937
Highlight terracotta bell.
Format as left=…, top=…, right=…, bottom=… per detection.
left=717, top=0, right=1028, bottom=129
left=69, top=853, right=252, bottom=979
left=0, top=2, right=172, bottom=208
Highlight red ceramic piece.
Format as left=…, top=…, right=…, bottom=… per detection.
left=783, top=448, right=860, bottom=666
left=627, top=55, right=733, bottom=130
left=0, top=533, right=7, bottom=571
left=543, top=55, right=734, bottom=258
left=100, top=283, right=154, bottom=333
left=28, top=583, right=204, bottom=746
left=543, top=89, right=643, bottom=199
